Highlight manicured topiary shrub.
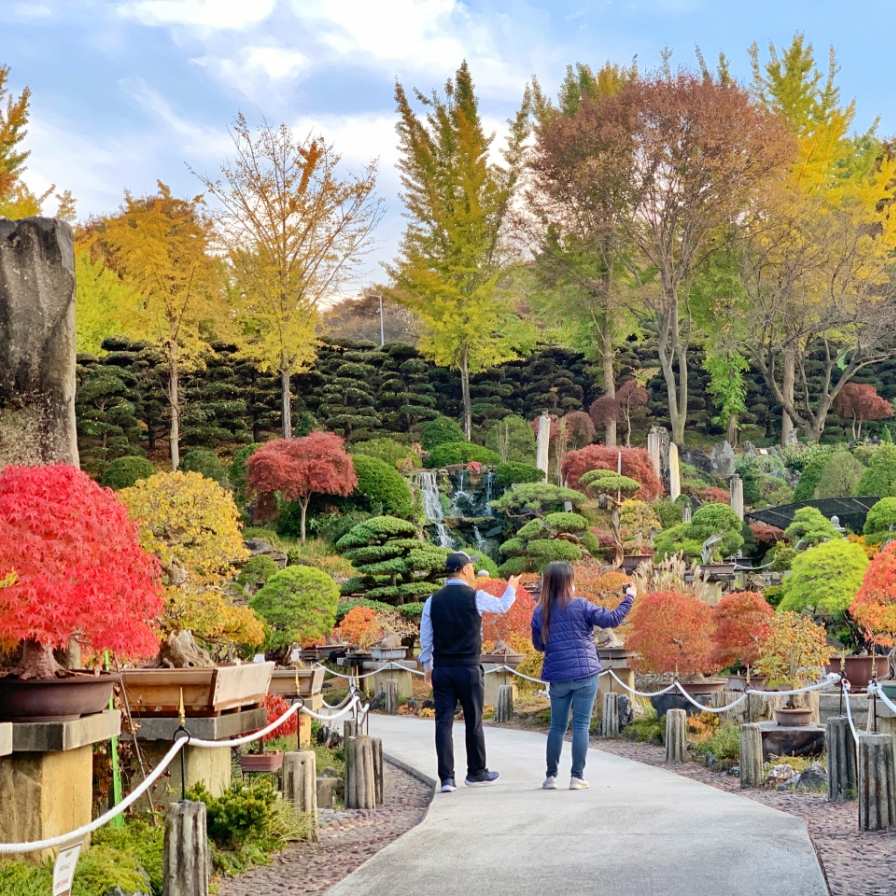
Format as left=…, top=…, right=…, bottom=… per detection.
left=711, top=591, right=774, bottom=671
left=180, top=448, right=228, bottom=485
left=778, top=539, right=869, bottom=617
left=561, top=444, right=663, bottom=500
left=783, top=507, right=841, bottom=549
left=855, top=444, right=896, bottom=497
left=849, top=542, right=896, bottom=646
left=491, top=483, right=586, bottom=525
left=654, top=503, right=743, bottom=561
left=425, top=442, right=501, bottom=468
left=101, top=456, right=156, bottom=490
left=421, top=416, right=466, bottom=450
left=250, top=566, right=339, bottom=653
left=579, top=470, right=641, bottom=499
left=498, top=511, right=597, bottom=574
left=350, top=455, right=414, bottom=518
left=792, top=450, right=832, bottom=501
left=864, top=497, right=896, bottom=545
left=236, top=556, right=280, bottom=593
left=495, top=462, right=545, bottom=488
left=351, top=438, right=419, bottom=470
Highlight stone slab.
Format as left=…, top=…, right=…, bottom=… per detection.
left=0, top=723, right=11, bottom=757
left=759, top=722, right=826, bottom=760
left=10, top=709, right=120, bottom=753
left=819, top=692, right=869, bottom=728
left=126, top=706, right=267, bottom=742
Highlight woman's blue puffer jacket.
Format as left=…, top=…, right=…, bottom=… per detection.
left=531, top=594, right=634, bottom=682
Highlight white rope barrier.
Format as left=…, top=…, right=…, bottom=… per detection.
left=840, top=679, right=861, bottom=743
left=0, top=694, right=362, bottom=854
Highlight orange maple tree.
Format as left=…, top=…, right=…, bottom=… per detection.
left=334, top=606, right=382, bottom=648
left=711, top=591, right=774, bottom=670
left=849, top=542, right=896, bottom=647
left=478, top=578, right=537, bottom=645
left=561, top=444, right=663, bottom=500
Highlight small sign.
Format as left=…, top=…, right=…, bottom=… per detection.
left=53, top=841, right=83, bottom=896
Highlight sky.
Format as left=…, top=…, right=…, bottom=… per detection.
left=4, top=0, right=896, bottom=292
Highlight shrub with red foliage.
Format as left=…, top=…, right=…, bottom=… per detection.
left=589, top=381, right=649, bottom=446
left=626, top=590, right=717, bottom=676
left=479, top=578, right=537, bottom=644
left=711, top=591, right=774, bottom=670
left=700, top=487, right=730, bottom=505
left=529, top=412, right=595, bottom=452
left=749, top=523, right=784, bottom=546
left=834, top=383, right=894, bottom=439
left=247, top=432, right=357, bottom=543
left=561, top=445, right=663, bottom=501
left=262, top=693, right=298, bottom=743
left=849, top=542, right=896, bottom=647
left=0, top=465, right=163, bottom=678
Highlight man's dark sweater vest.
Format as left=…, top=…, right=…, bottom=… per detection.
left=430, top=583, right=481, bottom=668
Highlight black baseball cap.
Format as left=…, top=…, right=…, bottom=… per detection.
left=446, top=551, right=479, bottom=573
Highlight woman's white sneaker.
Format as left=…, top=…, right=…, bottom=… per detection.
left=569, top=777, right=589, bottom=790
left=542, top=776, right=558, bottom=790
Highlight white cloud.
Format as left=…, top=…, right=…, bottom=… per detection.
left=120, top=0, right=278, bottom=30
left=193, top=46, right=311, bottom=98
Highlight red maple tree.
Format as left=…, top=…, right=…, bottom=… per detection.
left=589, top=381, right=649, bottom=447
left=479, top=578, right=537, bottom=645
left=529, top=412, right=595, bottom=453
left=561, top=444, right=663, bottom=500
left=849, top=542, right=896, bottom=647
left=0, top=465, right=164, bottom=679
left=749, top=523, right=784, bottom=546
left=833, top=383, right=894, bottom=440
left=247, top=432, right=357, bottom=544
left=711, top=591, right=774, bottom=671
left=626, top=590, right=717, bottom=677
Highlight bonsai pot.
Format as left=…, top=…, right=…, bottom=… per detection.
left=622, top=554, right=653, bottom=574
left=726, top=675, right=768, bottom=692
left=240, top=751, right=283, bottom=773
left=774, top=707, right=814, bottom=727
left=0, top=672, right=120, bottom=722
left=825, top=656, right=877, bottom=691
left=880, top=682, right=896, bottom=700
left=480, top=651, right=525, bottom=667
left=270, top=666, right=325, bottom=698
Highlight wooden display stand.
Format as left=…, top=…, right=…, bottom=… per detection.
left=483, top=666, right=518, bottom=708
left=597, top=649, right=636, bottom=712
left=360, top=661, right=416, bottom=700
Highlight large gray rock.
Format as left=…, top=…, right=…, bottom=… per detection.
left=0, top=217, right=78, bottom=467
left=677, top=444, right=712, bottom=475
left=795, top=762, right=827, bottom=791
left=710, top=441, right=737, bottom=479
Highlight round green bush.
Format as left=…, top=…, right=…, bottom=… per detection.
left=351, top=455, right=414, bottom=518
left=425, top=442, right=502, bottom=468
left=421, top=416, right=466, bottom=450
left=237, top=556, right=280, bottom=590
left=655, top=503, right=743, bottom=560
left=180, top=449, right=228, bottom=485
left=495, top=462, right=545, bottom=488
left=250, top=566, right=340, bottom=651
left=864, top=497, right=896, bottom=544
left=101, top=456, right=155, bottom=490
left=351, top=438, right=418, bottom=470
left=778, top=539, right=869, bottom=616
left=783, top=507, right=841, bottom=548
left=855, top=444, right=896, bottom=497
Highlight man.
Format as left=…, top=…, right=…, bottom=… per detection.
left=419, top=551, right=520, bottom=793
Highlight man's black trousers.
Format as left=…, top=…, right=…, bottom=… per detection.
left=432, top=664, right=487, bottom=783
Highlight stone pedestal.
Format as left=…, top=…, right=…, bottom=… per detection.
left=758, top=721, right=826, bottom=760
left=739, top=724, right=763, bottom=788
left=665, top=709, right=687, bottom=764
left=818, top=692, right=869, bottom=729
left=597, top=653, right=635, bottom=711
left=361, top=661, right=415, bottom=700
left=163, top=800, right=210, bottom=896
left=0, top=723, right=11, bottom=758
left=128, top=707, right=267, bottom=806
left=826, top=716, right=857, bottom=802
left=495, top=686, right=514, bottom=724
left=0, top=710, right=120, bottom=861
left=484, top=667, right=519, bottom=708
left=859, top=733, right=896, bottom=831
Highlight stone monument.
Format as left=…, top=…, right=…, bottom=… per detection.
left=536, top=412, right=550, bottom=477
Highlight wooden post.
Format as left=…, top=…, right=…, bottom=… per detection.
left=495, top=685, right=514, bottom=723
left=345, top=736, right=376, bottom=809
left=664, top=709, right=687, bottom=764
left=739, top=723, right=763, bottom=788
left=282, top=751, right=318, bottom=842
left=600, top=693, right=619, bottom=738
left=343, top=719, right=358, bottom=739
left=859, top=733, right=896, bottom=831
left=826, top=716, right=857, bottom=802
left=163, top=801, right=210, bottom=896
left=385, top=680, right=399, bottom=715
left=370, top=737, right=384, bottom=806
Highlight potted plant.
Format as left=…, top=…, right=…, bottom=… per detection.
left=754, top=612, right=835, bottom=726
left=240, top=693, right=297, bottom=773
left=711, top=591, right=774, bottom=691
left=0, top=465, right=163, bottom=721
left=626, top=590, right=724, bottom=703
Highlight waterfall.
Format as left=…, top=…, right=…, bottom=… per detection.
left=449, top=469, right=473, bottom=518
left=473, top=525, right=486, bottom=552
left=415, top=471, right=455, bottom=549
left=483, top=470, right=495, bottom=516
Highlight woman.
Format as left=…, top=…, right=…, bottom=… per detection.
left=531, top=562, right=635, bottom=790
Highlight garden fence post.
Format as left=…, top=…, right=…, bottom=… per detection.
left=826, top=716, right=857, bottom=802
left=858, top=733, right=896, bottom=831
left=345, top=735, right=377, bottom=809
left=664, top=709, right=687, bottom=764
left=739, top=723, right=763, bottom=788
left=283, top=750, right=319, bottom=841
left=344, top=719, right=358, bottom=739
left=495, top=685, right=514, bottom=724
left=385, top=680, right=399, bottom=715
left=163, top=800, right=210, bottom=896
left=370, top=737, right=384, bottom=806
left=600, top=692, right=619, bottom=738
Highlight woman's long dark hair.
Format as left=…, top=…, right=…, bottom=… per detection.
left=538, top=561, right=575, bottom=641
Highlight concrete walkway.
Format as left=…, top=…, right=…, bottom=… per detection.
left=325, top=715, right=828, bottom=896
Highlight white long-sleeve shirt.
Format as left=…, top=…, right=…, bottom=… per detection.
left=418, top=579, right=517, bottom=671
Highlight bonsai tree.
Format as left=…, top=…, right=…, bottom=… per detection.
left=855, top=443, right=896, bottom=497
left=122, top=471, right=264, bottom=655
left=618, top=500, right=662, bottom=553
left=491, top=482, right=586, bottom=525
left=778, top=540, right=869, bottom=617
left=783, top=506, right=842, bottom=550
left=334, top=605, right=383, bottom=648
left=711, top=591, right=774, bottom=673
left=247, top=431, right=358, bottom=544
left=754, top=612, right=835, bottom=689
left=0, top=465, right=163, bottom=679
left=626, top=590, right=717, bottom=680
left=654, top=503, right=743, bottom=562
left=336, top=516, right=449, bottom=604
left=498, top=511, right=600, bottom=575
left=250, top=566, right=339, bottom=657
left=849, top=542, right=896, bottom=647
left=561, top=444, right=663, bottom=500
left=863, top=497, right=896, bottom=545
left=580, top=470, right=643, bottom=566
left=236, top=556, right=280, bottom=595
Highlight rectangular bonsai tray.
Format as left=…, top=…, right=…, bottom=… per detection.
left=269, top=667, right=326, bottom=698
left=121, top=663, right=274, bottom=717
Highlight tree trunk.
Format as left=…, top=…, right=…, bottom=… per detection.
left=781, top=347, right=796, bottom=445
left=168, top=348, right=180, bottom=471
left=280, top=364, right=292, bottom=439
left=299, top=496, right=309, bottom=546
left=674, top=339, right=688, bottom=446
left=459, top=346, right=472, bottom=441
left=17, top=638, right=63, bottom=679
left=727, top=413, right=739, bottom=448
left=601, top=330, right=617, bottom=447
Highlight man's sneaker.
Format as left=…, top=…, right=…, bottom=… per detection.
left=465, top=769, right=500, bottom=787
left=569, top=777, right=590, bottom=790
left=440, top=778, right=456, bottom=793
left=542, top=776, right=558, bottom=790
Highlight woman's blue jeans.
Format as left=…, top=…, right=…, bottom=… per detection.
left=546, top=674, right=599, bottom=779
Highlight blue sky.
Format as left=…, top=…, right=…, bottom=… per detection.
left=5, top=0, right=895, bottom=289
